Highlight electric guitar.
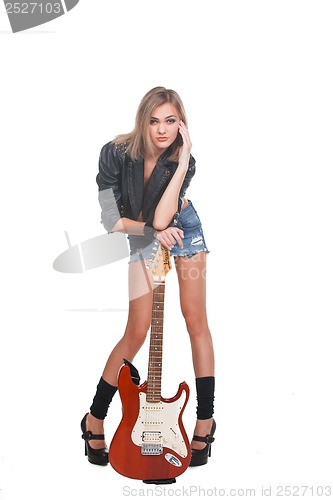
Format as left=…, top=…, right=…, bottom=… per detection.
left=109, top=244, right=191, bottom=482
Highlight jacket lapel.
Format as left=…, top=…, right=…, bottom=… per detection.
left=142, top=161, right=173, bottom=219
left=127, top=159, right=144, bottom=220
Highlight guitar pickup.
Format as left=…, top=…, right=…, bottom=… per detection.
left=141, top=431, right=163, bottom=455
left=142, top=431, right=162, bottom=443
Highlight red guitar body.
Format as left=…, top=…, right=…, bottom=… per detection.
left=109, top=364, right=191, bottom=481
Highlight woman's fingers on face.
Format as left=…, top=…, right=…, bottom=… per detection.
left=179, top=121, right=189, bottom=135
left=179, top=125, right=191, bottom=150
left=179, top=121, right=188, bottom=137
left=179, top=125, right=187, bottom=138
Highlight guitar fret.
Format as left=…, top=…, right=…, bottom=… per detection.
left=144, top=250, right=171, bottom=403
left=146, top=278, right=167, bottom=402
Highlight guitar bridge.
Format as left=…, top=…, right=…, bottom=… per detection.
left=141, top=431, right=163, bottom=455
left=141, top=444, right=163, bottom=455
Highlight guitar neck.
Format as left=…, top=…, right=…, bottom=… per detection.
left=147, top=281, right=165, bottom=403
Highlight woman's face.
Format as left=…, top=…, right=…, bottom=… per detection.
left=148, top=102, right=180, bottom=154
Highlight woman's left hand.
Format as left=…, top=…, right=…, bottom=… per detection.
left=178, top=121, right=192, bottom=167
left=155, top=226, right=184, bottom=251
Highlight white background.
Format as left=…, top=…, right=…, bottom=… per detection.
left=1, top=1, right=333, bottom=498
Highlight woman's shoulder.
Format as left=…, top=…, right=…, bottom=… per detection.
left=189, top=153, right=196, bottom=168
left=100, top=140, right=129, bottom=159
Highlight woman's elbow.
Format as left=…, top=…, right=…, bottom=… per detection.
left=111, top=218, right=125, bottom=232
left=102, top=216, right=123, bottom=233
left=152, top=217, right=169, bottom=231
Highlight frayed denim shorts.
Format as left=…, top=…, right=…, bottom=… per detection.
left=128, top=201, right=209, bottom=263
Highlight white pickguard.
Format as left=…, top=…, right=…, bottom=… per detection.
left=131, top=390, right=188, bottom=458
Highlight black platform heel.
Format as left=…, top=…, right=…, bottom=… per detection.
left=81, top=413, right=109, bottom=466
left=189, top=419, right=216, bottom=467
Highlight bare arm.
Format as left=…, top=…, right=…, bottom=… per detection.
left=112, top=217, right=145, bottom=235
left=112, top=217, right=184, bottom=251
left=153, top=121, right=192, bottom=230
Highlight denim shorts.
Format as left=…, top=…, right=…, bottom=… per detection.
left=128, top=201, right=209, bottom=263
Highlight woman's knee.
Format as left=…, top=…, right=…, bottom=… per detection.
left=182, top=309, right=208, bottom=338
left=124, top=321, right=150, bottom=349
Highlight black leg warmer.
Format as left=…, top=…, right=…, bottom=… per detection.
left=90, top=377, right=118, bottom=420
left=195, top=376, right=215, bottom=420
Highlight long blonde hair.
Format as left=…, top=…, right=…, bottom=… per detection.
left=113, top=87, right=188, bottom=162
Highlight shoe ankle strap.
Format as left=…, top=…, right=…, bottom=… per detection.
left=192, top=434, right=215, bottom=444
left=82, top=430, right=105, bottom=441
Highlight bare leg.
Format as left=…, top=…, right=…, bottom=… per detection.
left=87, top=259, right=153, bottom=449
left=175, top=252, right=215, bottom=449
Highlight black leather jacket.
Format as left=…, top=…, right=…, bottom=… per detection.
left=96, top=141, right=196, bottom=232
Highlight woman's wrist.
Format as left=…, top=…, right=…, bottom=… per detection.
left=143, top=222, right=157, bottom=239
left=178, top=158, right=190, bottom=171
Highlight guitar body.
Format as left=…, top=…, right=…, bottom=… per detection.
left=109, top=364, right=191, bottom=481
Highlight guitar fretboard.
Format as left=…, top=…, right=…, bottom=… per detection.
left=146, top=281, right=165, bottom=403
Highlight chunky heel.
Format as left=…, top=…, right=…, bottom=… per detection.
left=189, top=419, right=216, bottom=467
left=81, top=413, right=109, bottom=466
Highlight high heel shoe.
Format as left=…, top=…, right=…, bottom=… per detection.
left=189, top=419, right=216, bottom=467
left=81, top=413, right=109, bottom=466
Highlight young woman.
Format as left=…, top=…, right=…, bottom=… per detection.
left=81, top=87, right=215, bottom=468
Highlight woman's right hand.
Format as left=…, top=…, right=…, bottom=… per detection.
left=178, top=120, right=192, bottom=167
left=155, top=226, right=184, bottom=251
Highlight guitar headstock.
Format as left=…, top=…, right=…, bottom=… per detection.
left=146, top=243, right=171, bottom=281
